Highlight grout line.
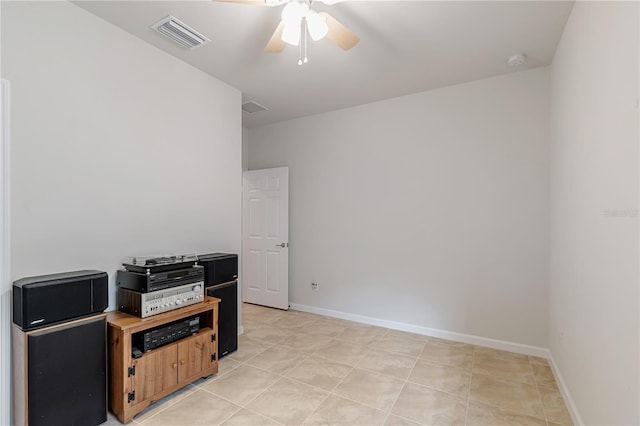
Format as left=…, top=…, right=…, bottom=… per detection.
left=463, top=345, right=478, bottom=426
left=215, top=405, right=244, bottom=425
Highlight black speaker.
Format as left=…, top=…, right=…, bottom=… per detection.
left=206, top=281, right=237, bottom=357
left=13, top=270, right=108, bottom=330
left=13, top=314, right=107, bottom=426
left=198, top=253, right=238, bottom=286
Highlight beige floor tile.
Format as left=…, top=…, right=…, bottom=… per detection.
left=391, top=383, right=467, bottom=425
left=531, top=363, right=559, bottom=389
left=474, top=346, right=529, bottom=362
left=315, top=339, right=371, bottom=366
left=428, top=338, right=474, bottom=350
left=201, top=365, right=279, bottom=406
left=285, top=355, right=353, bottom=391
left=217, top=356, right=242, bottom=376
left=243, top=323, right=294, bottom=344
left=133, top=385, right=197, bottom=423
left=538, top=385, right=573, bottom=425
left=243, top=308, right=285, bottom=323
left=420, top=342, right=474, bottom=370
left=408, top=358, right=471, bottom=397
left=246, top=378, right=327, bottom=425
left=385, top=329, right=430, bottom=342
left=246, top=345, right=308, bottom=375
left=466, top=400, right=547, bottom=425
left=469, top=374, right=545, bottom=418
left=333, top=368, right=405, bottom=411
left=528, top=356, right=550, bottom=366
left=221, top=409, right=280, bottom=426
left=309, top=320, right=349, bottom=337
left=228, top=335, right=272, bottom=362
left=281, top=332, right=335, bottom=353
left=141, top=389, right=241, bottom=425
left=335, top=326, right=387, bottom=346
left=384, top=414, right=423, bottom=426
left=357, top=350, right=416, bottom=380
left=378, top=335, right=427, bottom=357
left=269, top=313, right=318, bottom=329
left=472, top=352, right=536, bottom=385
left=303, top=394, right=388, bottom=426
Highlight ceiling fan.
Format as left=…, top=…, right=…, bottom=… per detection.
left=216, top=0, right=359, bottom=63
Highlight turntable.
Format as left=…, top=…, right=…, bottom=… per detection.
left=122, top=254, right=198, bottom=274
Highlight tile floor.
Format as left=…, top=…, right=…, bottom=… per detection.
left=108, top=303, right=573, bottom=426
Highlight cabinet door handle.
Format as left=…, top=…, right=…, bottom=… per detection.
left=180, top=359, right=185, bottom=365
left=172, top=363, right=177, bottom=369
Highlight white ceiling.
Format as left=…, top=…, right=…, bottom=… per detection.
left=73, top=0, right=574, bottom=128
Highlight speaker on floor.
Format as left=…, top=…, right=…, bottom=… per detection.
left=13, top=314, right=107, bottom=426
left=206, top=280, right=237, bottom=358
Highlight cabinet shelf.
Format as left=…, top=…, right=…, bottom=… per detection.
left=107, top=297, right=220, bottom=423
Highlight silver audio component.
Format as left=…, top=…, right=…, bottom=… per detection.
left=117, top=281, right=204, bottom=318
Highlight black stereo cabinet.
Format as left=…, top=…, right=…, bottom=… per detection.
left=12, top=314, right=107, bottom=426
left=206, top=280, right=238, bottom=358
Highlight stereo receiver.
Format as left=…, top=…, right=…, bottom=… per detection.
left=132, top=315, right=201, bottom=353
left=117, top=282, right=204, bottom=318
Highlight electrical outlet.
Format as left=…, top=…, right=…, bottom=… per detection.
left=311, top=282, right=318, bottom=291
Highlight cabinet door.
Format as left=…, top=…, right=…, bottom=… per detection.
left=132, top=345, right=178, bottom=403
left=177, top=332, right=214, bottom=382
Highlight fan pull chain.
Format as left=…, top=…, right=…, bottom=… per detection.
left=303, top=20, right=309, bottom=64
left=298, top=30, right=303, bottom=66
left=298, top=19, right=309, bottom=66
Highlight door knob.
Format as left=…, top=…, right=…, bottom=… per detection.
left=276, top=243, right=288, bottom=248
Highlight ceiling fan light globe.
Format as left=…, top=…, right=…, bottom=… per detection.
left=281, top=2, right=304, bottom=45
left=306, top=11, right=328, bottom=41
left=281, top=21, right=301, bottom=45
left=281, top=2, right=306, bottom=24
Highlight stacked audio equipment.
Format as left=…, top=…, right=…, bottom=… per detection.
left=107, top=297, right=219, bottom=423
left=117, top=255, right=204, bottom=318
left=198, top=253, right=238, bottom=358
left=12, top=270, right=108, bottom=426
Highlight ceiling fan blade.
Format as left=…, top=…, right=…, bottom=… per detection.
left=320, top=12, right=359, bottom=51
left=212, top=0, right=268, bottom=5
left=264, top=21, right=286, bottom=53
left=212, top=0, right=289, bottom=5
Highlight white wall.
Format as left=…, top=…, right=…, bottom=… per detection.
left=1, top=1, right=242, bottom=309
left=248, top=68, right=550, bottom=347
left=549, top=2, right=639, bottom=424
left=1, top=79, right=12, bottom=426
left=242, top=127, right=249, bottom=171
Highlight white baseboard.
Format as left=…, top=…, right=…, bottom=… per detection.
left=289, top=302, right=548, bottom=358
left=546, top=350, right=584, bottom=425
left=237, top=324, right=244, bottom=336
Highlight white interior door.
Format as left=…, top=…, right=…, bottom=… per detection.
left=242, top=167, right=289, bottom=310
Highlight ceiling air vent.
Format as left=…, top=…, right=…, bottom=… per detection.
left=151, top=15, right=210, bottom=49
left=242, top=101, right=268, bottom=113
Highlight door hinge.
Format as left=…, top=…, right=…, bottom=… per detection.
left=211, top=353, right=217, bottom=362
left=211, top=333, right=216, bottom=342
left=128, top=391, right=136, bottom=403
left=128, top=366, right=136, bottom=377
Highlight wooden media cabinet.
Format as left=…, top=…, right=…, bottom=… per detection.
left=107, top=297, right=219, bottom=423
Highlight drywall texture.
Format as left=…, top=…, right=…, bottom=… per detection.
left=249, top=68, right=550, bottom=347
left=1, top=1, right=242, bottom=310
left=549, top=2, right=639, bottom=424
